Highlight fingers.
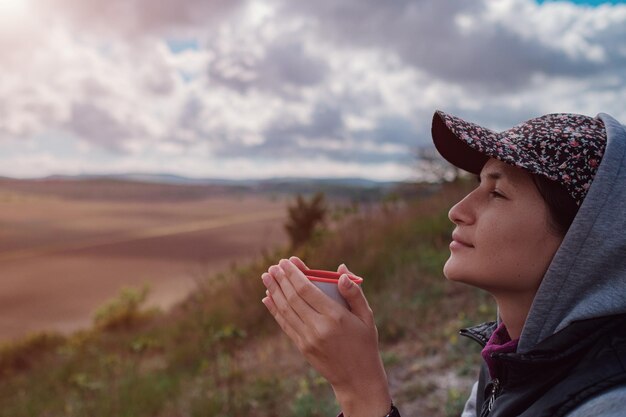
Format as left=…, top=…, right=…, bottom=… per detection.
left=337, top=263, right=364, bottom=283
left=261, top=293, right=277, bottom=314
left=262, top=293, right=304, bottom=347
left=262, top=272, right=309, bottom=330
left=337, top=263, right=352, bottom=275
left=277, top=259, right=339, bottom=316
left=262, top=258, right=361, bottom=327
left=289, top=256, right=308, bottom=270
left=337, top=274, right=374, bottom=326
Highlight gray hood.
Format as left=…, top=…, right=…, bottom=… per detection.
left=518, top=113, right=626, bottom=353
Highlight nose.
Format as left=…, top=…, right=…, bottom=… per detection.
left=448, top=191, right=475, bottom=226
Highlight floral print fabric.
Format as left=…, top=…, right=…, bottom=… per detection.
left=434, top=110, right=607, bottom=205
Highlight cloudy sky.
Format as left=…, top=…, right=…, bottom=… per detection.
left=1, top=0, right=625, bottom=181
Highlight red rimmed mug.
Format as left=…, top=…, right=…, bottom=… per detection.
left=302, top=269, right=363, bottom=309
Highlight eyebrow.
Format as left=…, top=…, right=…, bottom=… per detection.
left=476, top=171, right=504, bottom=183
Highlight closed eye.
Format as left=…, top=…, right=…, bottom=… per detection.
left=490, top=190, right=505, bottom=199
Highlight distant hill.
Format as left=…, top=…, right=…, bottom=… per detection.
left=0, top=174, right=437, bottom=203
left=43, top=173, right=400, bottom=188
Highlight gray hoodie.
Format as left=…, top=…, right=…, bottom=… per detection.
left=461, top=113, right=626, bottom=417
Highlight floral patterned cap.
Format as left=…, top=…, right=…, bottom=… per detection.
left=431, top=110, right=607, bottom=205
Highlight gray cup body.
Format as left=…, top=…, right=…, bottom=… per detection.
left=310, top=280, right=356, bottom=309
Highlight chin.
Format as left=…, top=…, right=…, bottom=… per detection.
left=442, top=258, right=459, bottom=281
left=443, top=258, right=475, bottom=284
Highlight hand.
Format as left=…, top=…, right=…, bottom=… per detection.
left=261, top=257, right=392, bottom=417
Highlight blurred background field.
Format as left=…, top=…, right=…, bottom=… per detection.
left=0, top=175, right=399, bottom=341
left=0, top=177, right=496, bottom=417
left=0, top=178, right=289, bottom=340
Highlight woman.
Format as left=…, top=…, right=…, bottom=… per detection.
left=260, top=110, right=626, bottom=417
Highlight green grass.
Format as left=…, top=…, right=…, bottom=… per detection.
left=0, top=178, right=495, bottom=416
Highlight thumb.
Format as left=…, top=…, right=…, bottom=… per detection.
left=337, top=263, right=353, bottom=275
left=338, top=274, right=372, bottom=323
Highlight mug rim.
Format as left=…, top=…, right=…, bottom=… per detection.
left=304, top=268, right=363, bottom=284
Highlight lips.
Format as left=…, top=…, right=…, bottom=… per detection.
left=452, top=231, right=474, bottom=248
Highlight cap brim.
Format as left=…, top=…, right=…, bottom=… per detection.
left=431, top=110, right=492, bottom=175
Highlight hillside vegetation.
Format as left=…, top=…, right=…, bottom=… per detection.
left=0, top=178, right=495, bottom=417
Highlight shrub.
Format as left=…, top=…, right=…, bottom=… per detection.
left=93, top=285, right=157, bottom=331
left=0, top=332, right=66, bottom=375
left=284, top=192, right=327, bottom=249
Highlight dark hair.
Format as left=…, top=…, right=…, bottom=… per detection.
left=531, top=174, right=579, bottom=236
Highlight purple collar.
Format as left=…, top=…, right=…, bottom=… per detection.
left=481, top=322, right=519, bottom=379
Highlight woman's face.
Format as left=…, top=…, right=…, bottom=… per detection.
left=443, top=158, right=564, bottom=296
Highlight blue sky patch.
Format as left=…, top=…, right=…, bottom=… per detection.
left=536, top=0, right=626, bottom=5
left=166, top=38, right=200, bottom=54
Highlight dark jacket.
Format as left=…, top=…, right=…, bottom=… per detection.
left=461, top=314, right=626, bottom=417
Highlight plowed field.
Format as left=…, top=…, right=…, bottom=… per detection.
left=0, top=183, right=288, bottom=341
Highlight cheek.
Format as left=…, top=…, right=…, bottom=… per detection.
left=443, top=216, right=562, bottom=291
left=478, top=220, right=561, bottom=288
left=472, top=222, right=517, bottom=271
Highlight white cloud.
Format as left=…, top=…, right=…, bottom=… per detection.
left=1, top=0, right=625, bottom=180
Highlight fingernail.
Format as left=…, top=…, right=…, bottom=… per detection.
left=340, top=274, right=352, bottom=289
left=262, top=274, right=271, bottom=288
left=340, top=263, right=347, bottom=269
